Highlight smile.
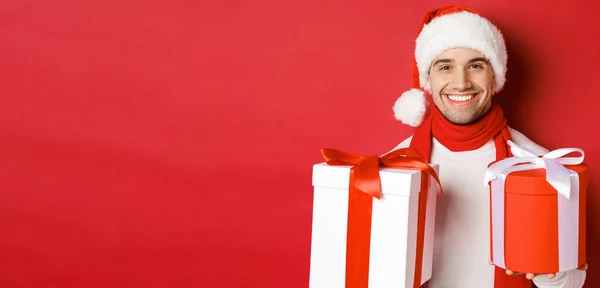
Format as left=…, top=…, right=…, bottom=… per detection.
left=444, top=93, right=478, bottom=106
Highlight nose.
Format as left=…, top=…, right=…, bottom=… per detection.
left=451, top=69, right=473, bottom=91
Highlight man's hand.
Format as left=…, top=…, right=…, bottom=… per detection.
left=505, top=269, right=556, bottom=280
left=489, top=261, right=588, bottom=280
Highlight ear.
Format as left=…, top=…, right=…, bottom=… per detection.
left=424, top=79, right=432, bottom=93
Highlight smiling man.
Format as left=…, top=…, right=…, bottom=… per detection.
left=391, top=5, right=587, bottom=288
left=428, top=49, right=493, bottom=125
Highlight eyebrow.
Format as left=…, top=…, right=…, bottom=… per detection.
left=431, top=58, right=453, bottom=67
left=431, top=57, right=491, bottom=67
left=468, top=57, right=491, bottom=64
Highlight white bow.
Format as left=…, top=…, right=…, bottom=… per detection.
left=484, top=140, right=584, bottom=199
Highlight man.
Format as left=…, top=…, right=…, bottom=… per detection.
left=390, top=5, right=587, bottom=288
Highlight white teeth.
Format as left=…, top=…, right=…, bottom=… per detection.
left=447, top=94, right=474, bottom=102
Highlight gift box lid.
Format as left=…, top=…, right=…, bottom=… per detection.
left=502, top=163, right=589, bottom=196
left=312, top=162, right=437, bottom=196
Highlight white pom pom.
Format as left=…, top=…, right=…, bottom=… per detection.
left=393, top=88, right=429, bottom=127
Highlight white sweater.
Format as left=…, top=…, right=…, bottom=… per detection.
left=391, top=127, right=586, bottom=288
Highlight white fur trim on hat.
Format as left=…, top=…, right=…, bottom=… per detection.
left=393, top=88, right=429, bottom=127
left=415, top=11, right=507, bottom=92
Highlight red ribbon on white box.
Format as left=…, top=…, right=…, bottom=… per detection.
left=484, top=141, right=584, bottom=271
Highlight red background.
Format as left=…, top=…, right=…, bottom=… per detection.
left=1, top=0, right=599, bottom=287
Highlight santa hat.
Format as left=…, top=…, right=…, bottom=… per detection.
left=393, top=5, right=508, bottom=127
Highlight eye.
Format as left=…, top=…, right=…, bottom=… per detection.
left=470, top=63, right=483, bottom=69
left=439, top=65, right=451, bottom=71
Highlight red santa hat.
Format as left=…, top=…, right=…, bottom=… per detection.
left=393, top=5, right=508, bottom=127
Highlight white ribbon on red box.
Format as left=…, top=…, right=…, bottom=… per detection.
left=484, top=141, right=584, bottom=271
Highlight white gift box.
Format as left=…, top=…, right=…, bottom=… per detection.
left=309, top=162, right=439, bottom=288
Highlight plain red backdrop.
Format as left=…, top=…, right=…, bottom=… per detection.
left=1, top=0, right=599, bottom=287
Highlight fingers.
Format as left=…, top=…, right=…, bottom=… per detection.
left=508, top=271, right=555, bottom=280
left=505, top=270, right=523, bottom=276
left=503, top=264, right=564, bottom=281
left=525, top=273, right=555, bottom=280
left=578, top=263, right=588, bottom=271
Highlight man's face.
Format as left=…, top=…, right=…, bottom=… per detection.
left=426, top=48, right=496, bottom=125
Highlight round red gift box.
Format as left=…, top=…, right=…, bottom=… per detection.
left=490, top=163, right=588, bottom=274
